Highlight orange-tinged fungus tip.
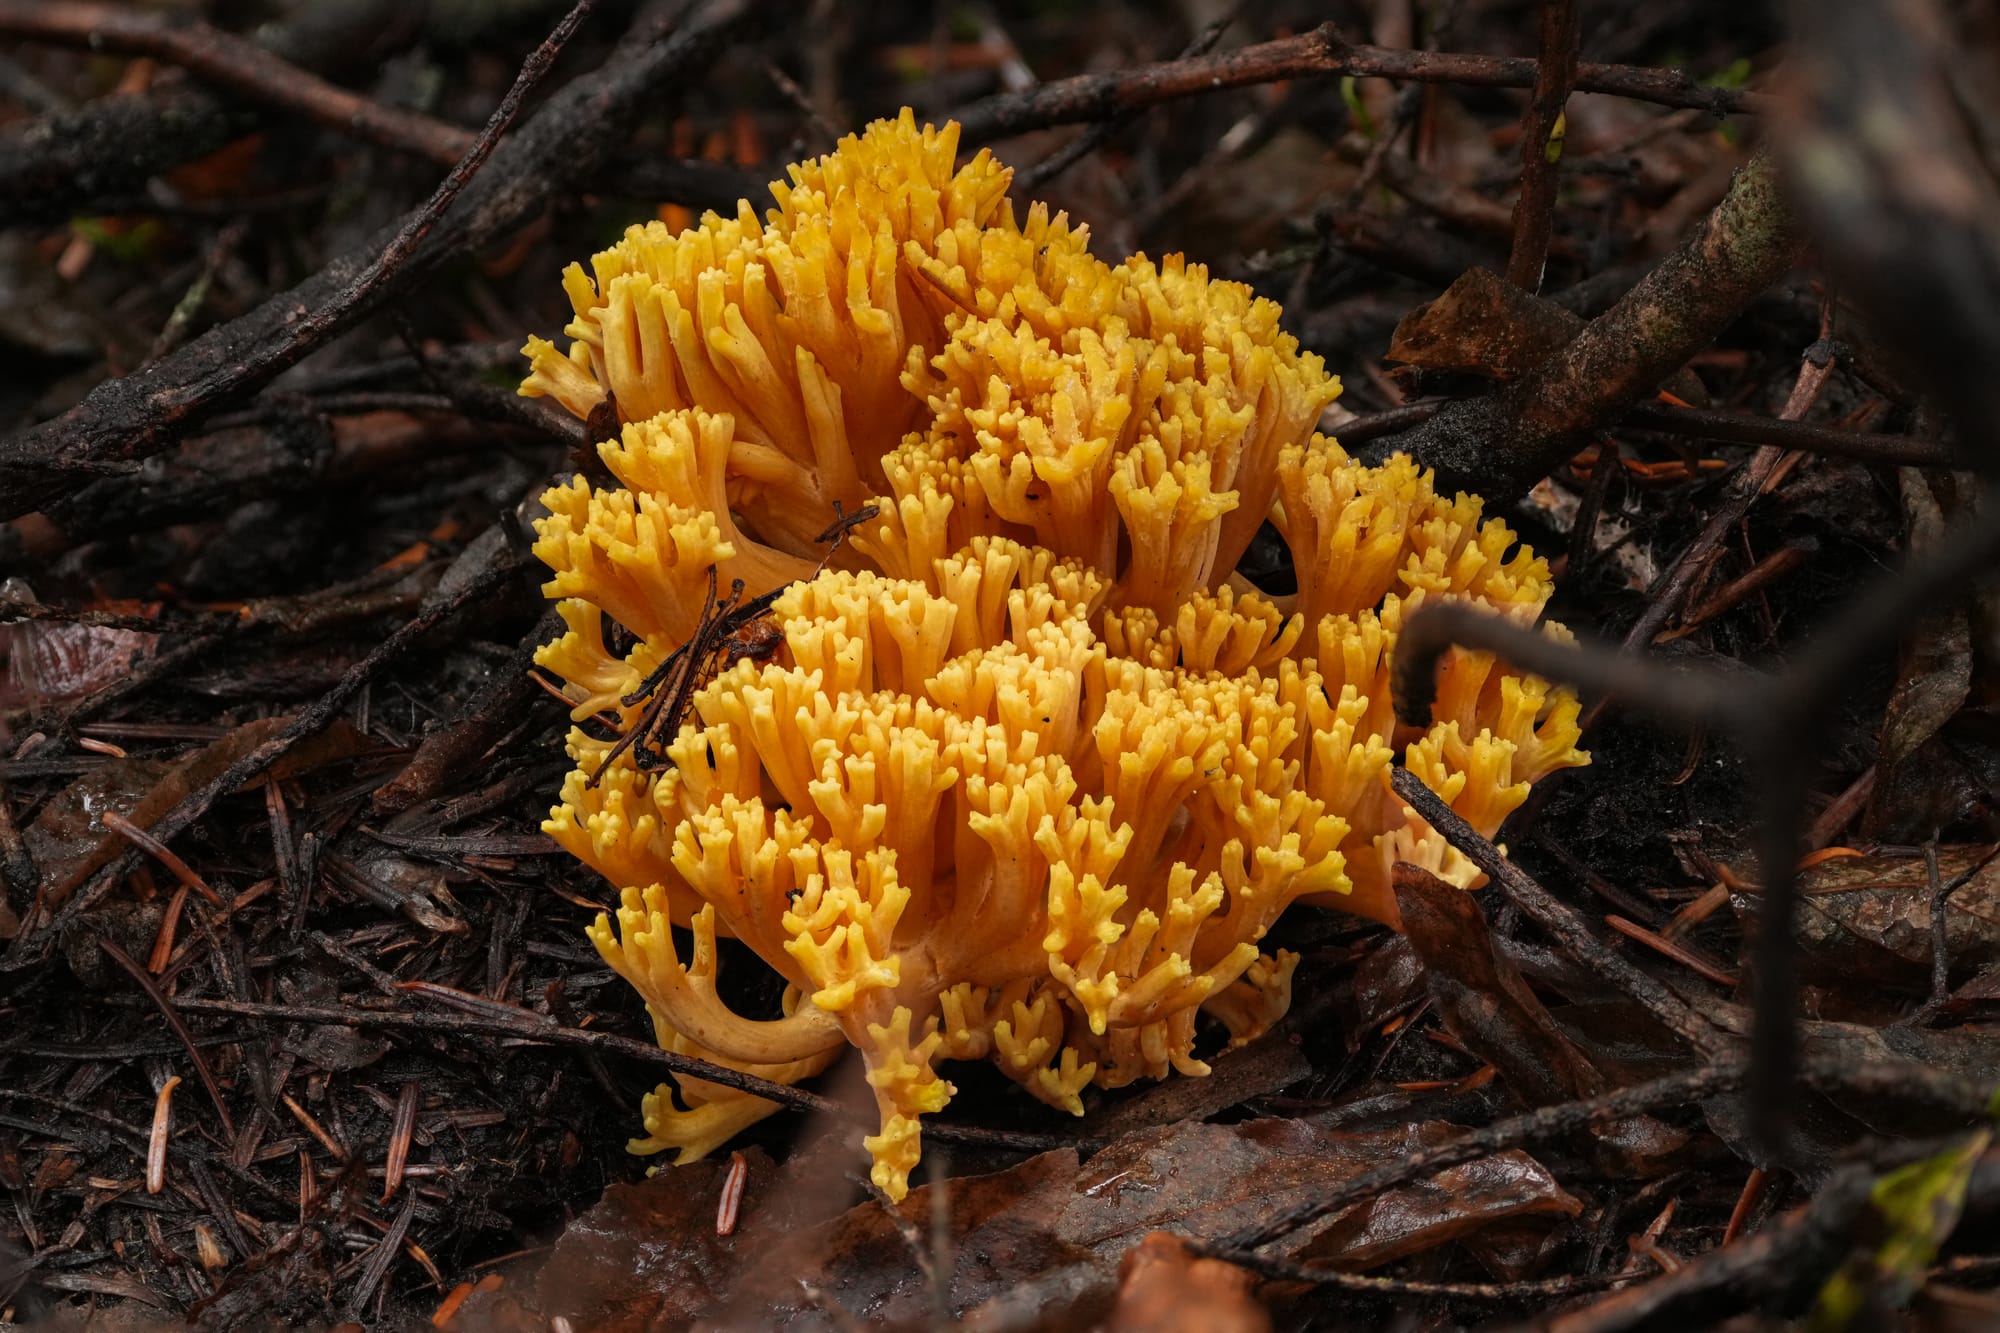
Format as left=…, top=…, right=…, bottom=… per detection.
left=525, top=108, right=1587, bottom=1201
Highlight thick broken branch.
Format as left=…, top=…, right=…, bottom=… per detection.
left=1389, top=149, right=1807, bottom=499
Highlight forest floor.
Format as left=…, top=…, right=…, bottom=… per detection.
left=2, top=1, right=1997, bottom=1329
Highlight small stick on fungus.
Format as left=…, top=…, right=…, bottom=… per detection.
left=588, top=502, right=880, bottom=785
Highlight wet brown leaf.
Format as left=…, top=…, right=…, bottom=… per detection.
left=1058, top=1117, right=1581, bottom=1270
left=22, top=714, right=368, bottom=911
left=1344, top=934, right=1425, bottom=1044
left=1868, top=471, right=1980, bottom=838
left=1390, top=267, right=1587, bottom=379
left=1768, top=846, right=2000, bottom=986
left=458, top=1108, right=1582, bottom=1330
left=1393, top=863, right=1603, bottom=1107
left=458, top=1141, right=1084, bottom=1332
left=1389, top=266, right=1709, bottom=401
left=455, top=1150, right=797, bottom=1332
left=739, top=1146, right=1091, bottom=1330
left=0, top=616, right=156, bottom=713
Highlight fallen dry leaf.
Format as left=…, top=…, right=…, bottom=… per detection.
left=1103, top=1232, right=1269, bottom=1333
left=21, top=714, right=369, bottom=912
left=453, top=1107, right=1583, bottom=1331
left=1060, top=1117, right=1582, bottom=1271
left=1394, top=863, right=1604, bottom=1107
left=1762, top=845, right=2000, bottom=987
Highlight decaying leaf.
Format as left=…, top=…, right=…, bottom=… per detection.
left=1390, top=267, right=1588, bottom=379
left=0, top=617, right=157, bottom=716
left=1758, top=846, right=2000, bottom=986
left=1393, top=863, right=1604, bottom=1107
left=1388, top=266, right=1708, bottom=402
left=1866, top=471, right=1980, bottom=839
left=22, top=714, right=369, bottom=912
left=451, top=1149, right=841, bottom=1332
left=455, top=1107, right=1582, bottom=1331
left=737, top=1146, right=1095, bottom=1330
left=1061, top=1116, right=1582, bottom=1271
left=1102, top=1232, right=1270, bottom=1333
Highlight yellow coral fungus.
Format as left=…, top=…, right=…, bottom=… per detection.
left=525, top=110, right=1588, bottom=1200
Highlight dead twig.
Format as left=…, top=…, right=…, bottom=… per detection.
left=269, top=0, right=599, bottom=367
left=97, top=939, right=236, bottom=1140
left=105, top=993, right=1089, bottom=1155
left=0, top=1, right=475, bottom=165
left=1388, top=768, right=1720, bottom=1052
left=1342, top=398, right=1954, bottom=468
left=1020, top=1, right=1246, bottom=191
left=369, top=608, right=563, bottom=814
left=1522, top=1161, right=1878, bottom=1332
left=1615, top=332, right=1838, bottom=656
left=955, top=22, right=1771, bottom=144
left=1505, top=0, right=1581, bottom=290
left=1391, top=150, right=1809, bottom=499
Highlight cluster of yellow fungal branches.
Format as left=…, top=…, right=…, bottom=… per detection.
left=522, top=111, right=1587, bottom=1200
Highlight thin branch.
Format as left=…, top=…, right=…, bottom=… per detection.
left=1615, top=341, right=1836, bottom=654
left=1192, top=1252, right=1636, bottom=1302
left=280, top=0, right=598, bottom=354
left=1622, top=401, right=1951, bottom=465
left=0, top=0, right=475, bottom=164
left=955, top=22, right=1771, bottom=142
left=1506, top=0, right=1581, bottom=290
left=1342, top=397, right=1954, bottom=467
left=1391, top=604, right=1749, bottom=738
left=1019, top=1, right=1245, bottom=191
left=104, top=994, right=1088, bottom=1155
left=1527, top=1162, right=1880, bottom=1332
left=1392, top=490, right=2000, bottom=1158
left=1388, top=765, right=1722, bottom=1052
left=96, top=939, right=236, bottom=1140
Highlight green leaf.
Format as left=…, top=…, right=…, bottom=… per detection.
left=1340, top=77, right=1375, bottom=139
left=1703, top=57, right=1755, bottom=91
left=1809, top=1129, right=1990, bottom=1331
left=68, top=217, right=162, bottom=261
